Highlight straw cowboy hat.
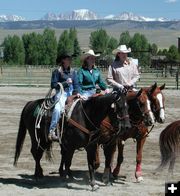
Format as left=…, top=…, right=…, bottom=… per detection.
left=81, top=49, right=100, bottom=60
left=112, top=45, right=131, bottom=55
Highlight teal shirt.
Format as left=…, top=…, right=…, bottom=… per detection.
left=78, top=67, right=107, bottom=93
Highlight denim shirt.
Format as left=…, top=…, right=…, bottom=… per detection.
left=51, top=67, right=80, bottom=95
left=78, top=67, right=107, bottom=93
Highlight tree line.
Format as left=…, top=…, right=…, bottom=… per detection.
left=1, top=28, right=180, bottom=66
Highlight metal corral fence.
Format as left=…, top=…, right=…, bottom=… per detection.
left=0, top=65, right=52, bottom=87
left=0, top=65, right=180, bottom=89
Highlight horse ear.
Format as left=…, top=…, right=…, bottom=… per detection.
left=149, top=82, right=157, bottom=94
left=136, top=88, right=142, bottom=98
left=160, top=83, right=165, bottom=90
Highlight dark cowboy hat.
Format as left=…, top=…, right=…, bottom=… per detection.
left=56, top=53, right=72, bottom=64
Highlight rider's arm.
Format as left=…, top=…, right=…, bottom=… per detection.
left=51, top=69, right=69, bottom=90
left=72, top=70, right=80, bottom=94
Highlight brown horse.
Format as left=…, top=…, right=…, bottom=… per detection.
left=110, top=84, right=166, bottom=182
left=158, top=120, right=180, bottom=174
left=146, top=82, right=165, bottom=123
left=100, top=88, right=155, bottom=183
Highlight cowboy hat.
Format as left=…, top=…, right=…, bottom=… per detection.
left=112, top=45, right=131, bottom=55
left=56, top=53, right=72, bottom=64
left=81, top=49, right=100, bottom=60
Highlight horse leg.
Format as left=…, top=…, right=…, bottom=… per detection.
left=87, top=145, right=99, bottom=191
left=31, top=146, right=44, bottom=178
left=63, top=149, right=75, bottom=179
left=94, top=144, right=100, bottom=170
left=59, top=148, right=65, bottom=177
left=113, top=139, right=124, bottom=178
left=135, top=137, right=146, bottom=182
left=102, top=143, right=116, bottom=185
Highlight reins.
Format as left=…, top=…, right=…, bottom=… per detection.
left=80, top=100, right=100, bottom=132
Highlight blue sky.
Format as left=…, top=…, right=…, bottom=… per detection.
left=0, top=0, right=179, bottom=20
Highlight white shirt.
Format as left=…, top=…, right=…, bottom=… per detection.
left=107, top=59, right=140, bottom=89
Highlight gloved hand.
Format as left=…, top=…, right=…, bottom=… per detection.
left=66, top=78, right=72, bottom=84
left=104, top=88, right=110, bottom=94
left=122, top=86, right=128, bottom=95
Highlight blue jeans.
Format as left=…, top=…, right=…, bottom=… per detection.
left=81, top=89, right=96, bottom=99
left=49, top=85, right=73, bottom=132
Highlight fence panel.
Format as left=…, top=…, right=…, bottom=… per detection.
left=0, top=66, right=180, bottom=89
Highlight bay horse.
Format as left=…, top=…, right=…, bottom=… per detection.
left=158, top=120, right=180, bottom=174
left=14, top=90, right=130, bottom=190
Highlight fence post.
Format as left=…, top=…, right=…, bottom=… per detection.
left=0, top=65, right=2, bottom=75
left=176, top=71, right=179, bottom=90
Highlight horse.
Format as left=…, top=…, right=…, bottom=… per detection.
left=95, top=88, right=155, bottom=183
left=146, top=82, right=165, bottom=123
left=58, top=90, right=131, bottom=190
left=95, top=83, right=166, bottom=183
left=158, top=120, right=180, bottom=174
left=110, top=83, right=166, bottom=182
left=14, top=90, right=130, bottom=190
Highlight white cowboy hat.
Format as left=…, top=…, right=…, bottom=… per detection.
left=81, top=49, right=100, bottom=60
left=112, top=45, right=131, bottom=55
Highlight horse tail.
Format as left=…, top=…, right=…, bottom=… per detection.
left=14, top=102, right=29, bottom=166
left=158, top=121, right=180, bottom=169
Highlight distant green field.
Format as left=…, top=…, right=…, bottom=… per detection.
left=0, top=28, right=179, bottom=50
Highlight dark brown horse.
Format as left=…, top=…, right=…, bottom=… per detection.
left=59, top=91, right=131, bottom=191
left=158, top=120, right=180, bottom=174
left=14, top=90, right=130, bottom=190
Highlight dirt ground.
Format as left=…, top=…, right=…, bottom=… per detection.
left=0, top=87, right=179, bottom=196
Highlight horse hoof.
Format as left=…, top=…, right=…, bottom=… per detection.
left=136, top=176, right=143, bottom=182
left=94, top=163, right=100, bottom=170
left=91, top=184, right=99, bottom=191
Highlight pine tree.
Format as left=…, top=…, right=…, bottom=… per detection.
left=3, top=35, right=25, bottom=65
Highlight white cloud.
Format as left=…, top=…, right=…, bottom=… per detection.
left=165, top=0, right=178, bottom=3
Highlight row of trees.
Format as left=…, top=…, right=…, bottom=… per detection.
left=1, top=28, right=180, bottom=66
left=2, top=28, right=81, bottom=65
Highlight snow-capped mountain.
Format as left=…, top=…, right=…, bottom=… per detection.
left=42, top=9, right=98, bottom=20
left=0, top=10, right=170, bottom=22
left=70, top=9, right=97, bottom=20
left=0, top=15, right=25, bottom=22
left=110, top=12, right=168, bottom=22
left=42, top=10, right=168, bottom=21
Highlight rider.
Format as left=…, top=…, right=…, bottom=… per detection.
left=107, top=45, right=140, bottom=135
left=48, top=54, right=80, bottom=141
left=78, top=49, right=109, bottom=98
left=107, top=45, right=140, bottom=92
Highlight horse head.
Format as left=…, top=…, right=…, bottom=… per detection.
left=110, top=89, right=131, bottom=131
left=148, top=82, right=165, bottom=123
left=127, top=89, right=155, bottom=126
